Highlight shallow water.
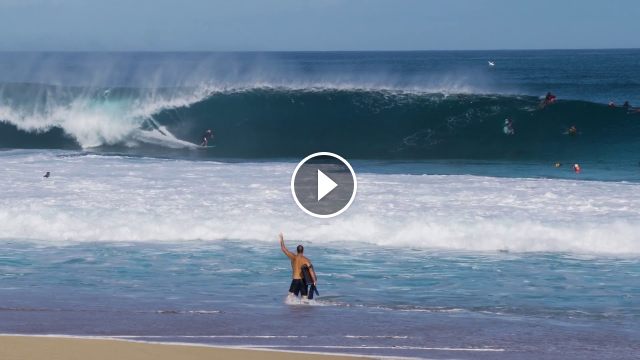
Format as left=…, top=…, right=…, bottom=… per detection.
left=1, top=241, right=638, bottom=359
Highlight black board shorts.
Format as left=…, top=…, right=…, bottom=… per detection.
left=289, top=279, right=308, bottom=297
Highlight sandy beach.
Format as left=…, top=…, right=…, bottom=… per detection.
left=0, top=335, right=372, bottom=360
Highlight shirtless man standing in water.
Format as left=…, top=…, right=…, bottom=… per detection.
left=280, top=233, right=316, bottom=298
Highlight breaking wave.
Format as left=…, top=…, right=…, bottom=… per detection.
left=1, top=82, right=639, bottom=160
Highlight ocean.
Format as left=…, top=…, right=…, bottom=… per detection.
left=1, top=51, right=639, bottom=359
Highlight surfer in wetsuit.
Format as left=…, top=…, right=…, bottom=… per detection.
left=545, top=92, right=556, bottom=102
left=623, top=101, right=630, bottom=108
left=200, top=130, right=213, bottom=147
left=280, top=233, right=316, bottom=299
left=539, top=92, right=556, bottom=109
left=505, top=119, right=514, bottom=134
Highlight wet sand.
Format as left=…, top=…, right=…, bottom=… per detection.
left=0, top=335, right=372, bottom=360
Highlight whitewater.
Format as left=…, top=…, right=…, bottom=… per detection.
left=1, top=150, right=639, bottom=254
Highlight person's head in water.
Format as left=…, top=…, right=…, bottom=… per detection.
left=296, top=245, right=304, bottom=254
left=43, top=172, right=50, bottom=178
left=206, top=130, right=211, bottom=134
left=624, top=101, right=630, bottom=107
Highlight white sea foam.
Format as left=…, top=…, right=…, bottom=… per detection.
left=247, top=344, right=504, bottom=352
left=0, top=85, right=213, bottom=148
left=1, top=151, right=639, bottom=255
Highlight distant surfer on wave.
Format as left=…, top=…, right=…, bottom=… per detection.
left=545, top=92, right=556, bottom=102
left=610, top=101, right=631, bottom=108
left=201, top=129, right=213, bottom=147
left=539, top=92, right=556, bottom=109
left=504, top=119, right=515, bottom=134
left=280, top=233, right=316, bottom=299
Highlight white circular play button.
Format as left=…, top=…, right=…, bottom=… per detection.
left=291, top=152, right=357, bottom=218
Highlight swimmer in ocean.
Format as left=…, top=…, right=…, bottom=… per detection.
left=280, top=233, right=316, bottom=299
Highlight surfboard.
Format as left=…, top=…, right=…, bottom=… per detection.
left=539, top=97, right=555, bottom=110
left=301, top=264, right=319, bottom=299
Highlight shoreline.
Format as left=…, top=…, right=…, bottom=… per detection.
left=0, top=334, right=377, bottom=360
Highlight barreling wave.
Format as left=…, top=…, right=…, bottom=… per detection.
left=1, top=82, right=639, bottom=160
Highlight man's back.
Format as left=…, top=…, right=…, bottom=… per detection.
left=288, top=254, right=311, bottom=279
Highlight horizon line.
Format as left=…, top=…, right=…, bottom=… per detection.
left=1, top=47, right=639, bottom=53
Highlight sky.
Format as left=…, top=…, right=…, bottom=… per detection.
left=0, top=0, right=639, bottom=51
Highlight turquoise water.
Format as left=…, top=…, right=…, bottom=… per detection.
left=2, top=241, right=638, bottom=358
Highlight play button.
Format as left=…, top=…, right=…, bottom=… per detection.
left=291, top=152, right=357, bottom=218
left=317, top=170, right=338, bottom=201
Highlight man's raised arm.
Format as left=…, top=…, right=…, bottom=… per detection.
left=280, top=233, right=295, bottom=259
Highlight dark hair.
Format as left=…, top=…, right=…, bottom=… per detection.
left=296, top=245, right=304, bottom=254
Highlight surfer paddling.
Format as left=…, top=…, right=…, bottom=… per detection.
left=280, top=233, right=317, bottom=299
left=200, top=129, right=213, bottom=147
left=539, top=92, right=556, bottom=109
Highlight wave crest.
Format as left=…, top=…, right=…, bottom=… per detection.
left=1, top=83, right=639, bottom=161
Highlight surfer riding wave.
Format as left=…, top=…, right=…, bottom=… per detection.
left=201, top=130, right=213, bottom=147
